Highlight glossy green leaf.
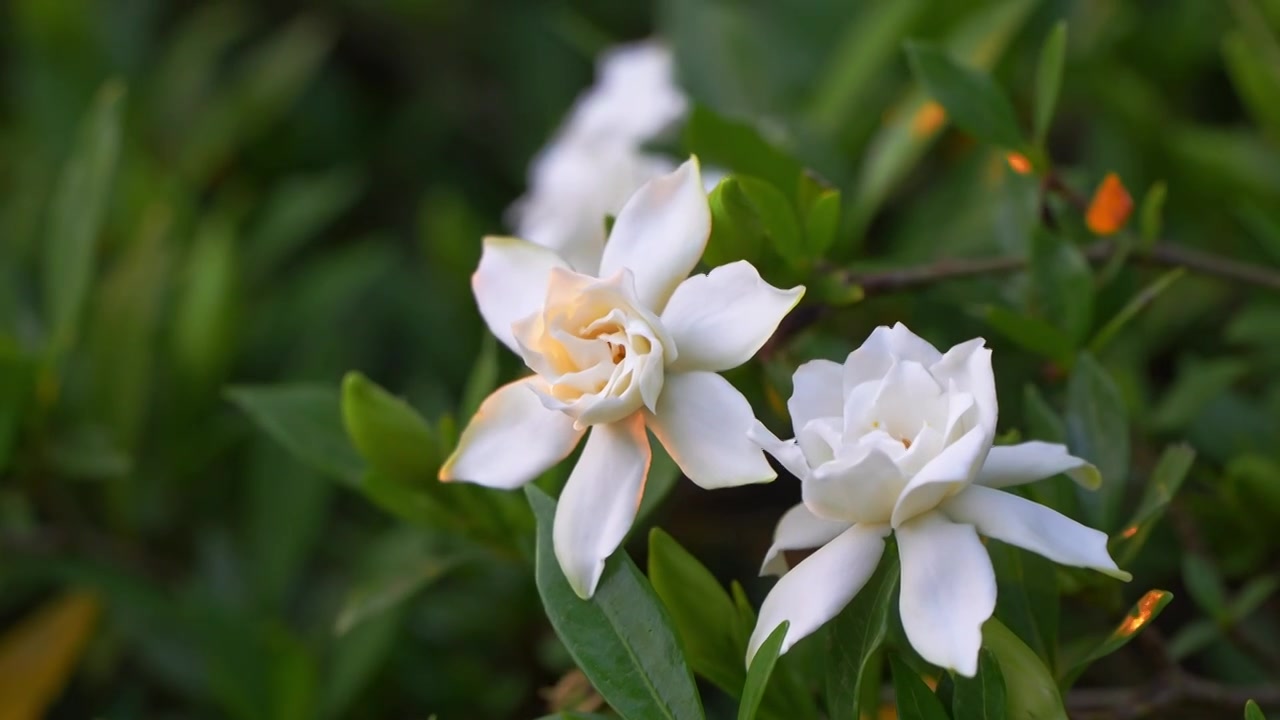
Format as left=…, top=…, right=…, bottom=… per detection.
left=889, top=654, right=949, bottom=720
left=226, top=384, right=363, bottom=486
left=648, top=528, right=744, bottom=695
left=1139, top=181, right=1167, bottom=246
left=952, top=649, right=1007, bottom=720
left=1033, top=22, right=1067, bottom=147
left=341, top=371, right=437, bottom=484
left=709, top=175, right=806, bottom=269
left=685, top=106, right=804, bottom=197
left=906, top=42, right=1024, bottom=150
left=1245, top=699, right=1268, bottom=720
left=978, top=305, right=1075, bottom=368
left=982, top=619, right=1067, bottom=720
left=42, top=80, right=125, bottom=354
left=988, top=542, right=1058, bottom=672
left=1088, top=268, right=1186, bottom=355
left=706, top=177, right=766, bottom=268
left=1112, top=443, right=1195, bottom=566
left=526, top=486, right=705, bottom=720
left=1030, top=229, right=1094, bottom=346
left=1065, top=353, right=1130, bottom=530
left=1060, top=590, right=1173, bottom=688
left=738, top=621, right=787, bottom=720
left=825, top=551, right=900, bottom=720
left=798, top=174, right=842, bottom=258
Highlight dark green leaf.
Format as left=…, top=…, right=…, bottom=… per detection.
left=341, top=371, right=437, bottom=484
left=801, top=185, right=841, bottom=258
left=637, top=436, right=681, bottom=523
left=1245, top=699, right=1268, bottom=720
left=738, top=621, right=787, bottom=720
left=1112, top=444, right=1195, bottom=566
left=1030, top=229, right=1094, bottom=346
left=982, top=619, right=1067, bottom=720
left=526, top=486, right=705, bottom=720
left=1065, top=353, right=1130, bottom=530
left=0, top=348, right=35, bottom=471
left=1033, top=22, right=1067, bottom=147
left=1060, top=590, right=1173, bottom=688
left=906, top=42, right=1024, bottom=150
left=1183, top=554, right=1230, bottom=620
left=1168, top=618, right=1218, bottom=661
left=42, top=80, right=125, bottom=354
left=460, top=334, right=499, bottom=422
left=1153, top=357, right=1249, bottom=432
left=826, top=551, right=900, bottom=720
left=171, top=214, right=241, bottom=389
left=952, top=649, right=1007, bottom=720
left=706, top=177, right=766, bottom=268
left=245, top=169, right=365, bottom=282
left=988, top=542, right=1058, bottom=672
left=333, top=527, right=461, bottom=635
left=685, top=107, right=804, bottom=197
left=1088, top=268, right=1186, bottom=355
left=648, top=528, right=743, bottom=695
left=738, top=177, right=805, bottom=268
left=1223, top=31, right=1280, bottom=141
left=889, top=653, right=949, bottom=720
left=1023, top=384, right=1067, bottom=445
left=978, top=305, right=1075, bottom=368
left=226, top=384, right=363, bottom=486
left=1230, top=575, right=1280, bottom=621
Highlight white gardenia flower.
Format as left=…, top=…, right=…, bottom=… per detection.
left=746, top=323, right=1130, bottom=676
left=442, top=158, right=804, bottom=599
left=508, top=41, right=723, bottom=277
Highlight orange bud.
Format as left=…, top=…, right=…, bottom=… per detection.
left=911, top=101, right=947, bottom=137
left=1086, top=172, right=1133, bottom=236
left=1006, top=152, right=1033, bottom=175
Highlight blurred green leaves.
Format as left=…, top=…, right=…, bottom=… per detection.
left=906, top=42, right=1024, bottom=151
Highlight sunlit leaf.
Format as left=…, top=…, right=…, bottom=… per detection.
left=1245, top=699, right=1269, bottom=720
left=1060, top=590, right=1173, bottom=688
left=0, top=590, right=101, bottom=720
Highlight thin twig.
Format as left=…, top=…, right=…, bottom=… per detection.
left=1068, top=669, right=1280, bottom=719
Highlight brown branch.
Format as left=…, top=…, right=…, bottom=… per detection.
left=1068, top=669, right=1280, bottom=719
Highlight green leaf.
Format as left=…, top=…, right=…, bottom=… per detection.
left=1223, top=31, right=1280, bottom=142
left=636, top=436, right=681, bottom=523
left=1139, top=181, right=1168, bottom=246
left=526, top=486, right=705, bottom=720
left=982, top=619, right=1067, bottom=720
left=797, top=173, right=842, bottom=258
left=906, top=42, right=1024, bottom=150
left=244, top=168, right=365, bottom=282
left=1033, top=22, right=1067, bottom=147
left=1245, top=699, right=1268, bottom=720
left=341, top=371, right=437, bottom=484
left=0, top=348, right=35, bottom=471
left=1230, top=575, right=1280, bottom=621
left=1168, top=618, right=1218, bottom=661
left=1065, top=353, right=1130, bottom=530
left=226, top=384, right=363, bottom=486
left=1112, top=443, right=1195, bottom=566
left=706, top=177, right=766, bottom=267
left=952, top=649, right=1007, bottom=720
left=978, top=305, right=1075, bottom=368
left=357, top=471, right=453, bottom=528
left=685, top=107, right=804, bottom=197
left=825, top=551, right=900, bottom=720
left=460, top=334, right=499, bottom=422
left=42, top=80, right=125, bottom=354
left=171, top=213, right=241, bottom=389
left=1153, top=357, right=1250, bottom=432
left=1060, top=590, right=1173, bottom=688
left=738, top=621, right=787, bottom=720
left=333, top=527, right=461, bottom=635
left=1030, top=229, right=1094, bottom=346
left=1023, top=384, right=1067, bottom=445
left=1182, top=554, right=1230, bottom=621
left=648, top=528, right=744, bottom=695
left=988, top=542, right=1058, bottom=672
left=889, top=653, right=949, bottom=720
left=1088, top=268, right=1186, bottom=355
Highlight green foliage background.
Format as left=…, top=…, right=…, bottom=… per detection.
left=3, top=0, right=1280, bottom=718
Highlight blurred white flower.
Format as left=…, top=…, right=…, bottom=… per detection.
left=746, top=323, right=1129, bottom=676
left=508, top=41, right=721, bottom=276
left=443, top=159, right=803, bottom=599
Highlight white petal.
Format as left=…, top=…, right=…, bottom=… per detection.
left=746, top=523, right=889, bottom=665
left=803, top=448, right=905, bottom=524
left=897, top=512, right=996, bottom=677
left=976, top=441, right=1102, bottom=490
left=661, top=261, right=804, bottom=372
left=747, top=421, right=812, bottom=481
left=760, top=503, right=852, bottom=576
left=646, top=371, right=776, bottom=489
left=943, top=485, right=1131, bottom=580
left=929, top=338, right=997, bottom=439
left=440, top=377, right=584, bottom=488
left=788, top=359, right=843, bottom=433
left=843, top=323, right=942, bottom=391
left=472, top=236, right=569, bottom=353
left=891, top=425, right=989, bottom=527
left=553, top=417, right=651, bottom=598
left=598, top=158, right=711, bottom=312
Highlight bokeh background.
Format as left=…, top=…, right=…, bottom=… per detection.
left=3, top=0, right=1280, bottom=718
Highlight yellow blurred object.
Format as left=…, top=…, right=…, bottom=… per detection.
left=911, top=101, right=947, bottom=137
left=0, top=591, right=102, bottom=720
left=1005, top=152, right=1033, bottom=174
left=1086, top=172, right=1133, bottom=236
